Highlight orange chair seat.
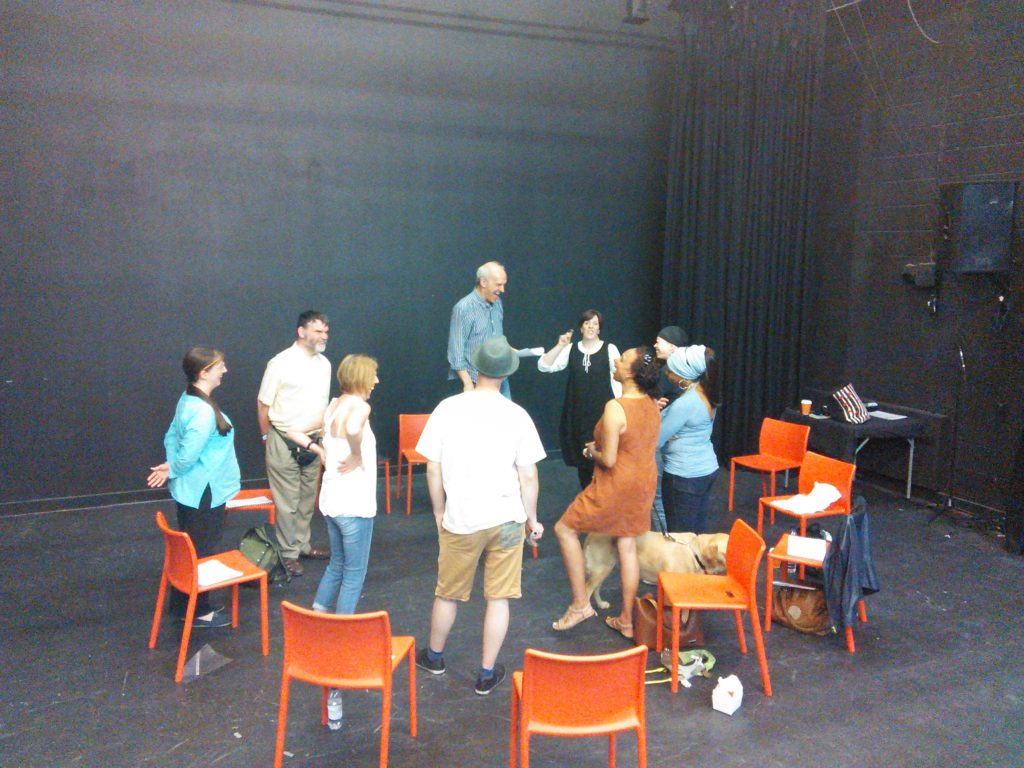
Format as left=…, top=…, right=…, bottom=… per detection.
left=659, top=572, right=749, bottom=610
left=228, top=488, right=277, bottom=525
left=732, top=454, right=802, bottom=473
left=758, top=495, right=850, bottom=537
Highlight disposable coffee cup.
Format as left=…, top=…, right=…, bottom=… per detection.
left=800, top=399, right=812, bottom=415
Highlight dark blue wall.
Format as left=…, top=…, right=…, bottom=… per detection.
left=0, top=1, right=675, bottom=506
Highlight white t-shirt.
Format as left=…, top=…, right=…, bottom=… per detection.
left=318, top=398, right=377, bottom=519
left=416, top=390, right=546, bottom=534
left=257, top=343, right=331, bottom=431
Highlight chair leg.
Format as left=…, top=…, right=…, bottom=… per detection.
left=230, top=584, right=239, bottom=627
left=608, top=732, right=616, bottom=768
left=769, top=472, right=776, bottom=524
left=149, top=573, right=168, bottom=649
left=407, top=650, right=417, bottom=737
left=380, top=685, right=392, bottom=768
left=274, top=677, right=290, bottom=768
left=846, top=625, right=856, bottom=653
left=733, top=609, right=747, bottom=654
left=637, top=723, right=647, bottom=768
left=175, top=593, right=198, bottom=683
left=321, top=686, right=328, bottom=726
left=858, top=599, right=868, bottom=623
left=670, top=606, right=681, bottom=694
left=728, top=461, right=736, bottom=513
left=509, top=688, right=518, bottom=768
left=748, top=606, right=773, bottom=696
left=259, top=575, right=269, bottom=656
left=405, top=463, right=413, bottom=516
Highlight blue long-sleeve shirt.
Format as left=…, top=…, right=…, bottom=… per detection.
left=163, top=393, right=241, bottom=508
left=657, top=387, right=718, bottom=478
left=447, top=290, right=504, bottom=382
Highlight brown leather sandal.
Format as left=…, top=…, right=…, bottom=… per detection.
left=605, top=615, right=634, bottom=639
left=552, top=604, right=596, bottom=631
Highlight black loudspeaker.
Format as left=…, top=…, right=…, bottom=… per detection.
left=939, top=182, right=1016, bottom=274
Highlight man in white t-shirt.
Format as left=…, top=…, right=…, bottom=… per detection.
left=414, top=335, right=546, bottom=696
left=257, top=310, right=332, bottom=577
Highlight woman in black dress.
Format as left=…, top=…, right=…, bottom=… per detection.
left=538, top=309, right=621, bottom=488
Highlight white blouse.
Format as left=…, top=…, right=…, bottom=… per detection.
left=537, top=341, right=622, bottom=398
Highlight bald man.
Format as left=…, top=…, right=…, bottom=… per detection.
left=447, top=261, right=512, bottom=399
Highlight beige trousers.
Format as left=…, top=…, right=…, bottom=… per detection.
left=266, top=428, right=322, bottom=559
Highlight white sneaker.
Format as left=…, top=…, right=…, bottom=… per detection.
left=327, top=689, right=343, bottom=731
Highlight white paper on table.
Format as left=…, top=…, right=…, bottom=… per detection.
left=770, top=482, right=841, bottom=515
left=786, top=535, right=828, bottom=561
left=197, top=559, right=244, bottom=587
left=515, top=347, right=545, bottom=358
left=226, top=495, right=273, bottom=508
left=869, top=410, right=907, bottom=420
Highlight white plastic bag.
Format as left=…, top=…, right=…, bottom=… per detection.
left=711, top=674, right=743, bottom=715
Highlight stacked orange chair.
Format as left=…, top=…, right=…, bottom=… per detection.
left=274, top=603, right=416, bottom=768
left=510, top=645, right=647, bottom=768
left=728, top=417, right=810, bottom=513
left=396, top=414, right=430, bottom=516
left=657, top=518, right=771, bottom=696
left=148, top=511, right=269, bottom=682
left=757, top=450, right=856, bottom=537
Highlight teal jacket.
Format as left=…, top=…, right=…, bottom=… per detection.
left=164, top=392, right=241, bottom=508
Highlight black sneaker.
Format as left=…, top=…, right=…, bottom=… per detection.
left=192, top=609, right=231, bottom=629
left=474, top=663, right=506, bottom=696
left=415, top=648, right=446, bottom=676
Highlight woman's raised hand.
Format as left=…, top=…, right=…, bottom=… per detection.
left=556, top=329, right=573, bottom=347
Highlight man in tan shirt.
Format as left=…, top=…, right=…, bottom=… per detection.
left=257, top=310, right=332, bottom=576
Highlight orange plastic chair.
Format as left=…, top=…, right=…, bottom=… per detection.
left=274, top=602, right=416, bottom=768
left=758, top=451, right=856, bottom=537
left=228, top=487, right=277, bottom=525
left=728, top=417, right=811, bottom=513
left=396, top=414, right=430, bottom=516
left=657, top=518, right=771, bottom=696
left=148, top=511, right=269, bottom=682
left=510, top=645, right=647, bottom=768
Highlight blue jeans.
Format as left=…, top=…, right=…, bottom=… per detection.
left=313, top=516, right=375, bottom=615
left=662, top=470, right=718, bottom=534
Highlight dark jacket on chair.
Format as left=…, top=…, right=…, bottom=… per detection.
left=822, top=497, right=879, bottom=630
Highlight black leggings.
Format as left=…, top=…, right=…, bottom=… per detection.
left=169, top=485, right=227, bottom=617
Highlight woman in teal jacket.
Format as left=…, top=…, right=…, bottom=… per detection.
left=148, top=346, right=241, bottom=628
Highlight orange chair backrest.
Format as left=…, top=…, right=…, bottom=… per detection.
left=797, top=451, right=856, bottom=500
left=280, top=601, right=393, bottom=689
left=398, top=414, right=430, bottom=454
left=724, top=518, right=766, bottom=592
left=520, top=645, right=646, bottom=732
left=760, top=418, right=811, bottom=464
left=155, top=510, right=198, bottom=595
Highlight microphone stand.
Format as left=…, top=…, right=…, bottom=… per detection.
left=929, top=344, right=966, bottom=524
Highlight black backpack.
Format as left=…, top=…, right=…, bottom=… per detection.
left=239, top=523, right=290, bottom=584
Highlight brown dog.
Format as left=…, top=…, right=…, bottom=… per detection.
left=584, top=531, right=730, bottom=609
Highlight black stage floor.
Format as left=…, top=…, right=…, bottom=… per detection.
left=3, top=461, right=1022, bottom=768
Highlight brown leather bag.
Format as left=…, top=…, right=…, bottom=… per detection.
left=771, top=585, right=830, bottom=635
left=633, top=593, right=704, bottom=650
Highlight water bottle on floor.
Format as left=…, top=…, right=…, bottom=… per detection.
left=327, top=688, right=343, bottom=731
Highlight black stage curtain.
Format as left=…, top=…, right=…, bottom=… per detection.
left=661, top=1, right=825, bottom=459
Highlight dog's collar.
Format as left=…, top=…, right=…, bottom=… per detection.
left=663, top=533, right=708, bottom=574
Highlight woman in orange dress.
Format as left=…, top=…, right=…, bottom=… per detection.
left=552, top=346, right=662, bottom=638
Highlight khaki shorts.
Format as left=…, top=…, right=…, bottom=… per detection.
left=435, top=521, right=525, bottom=601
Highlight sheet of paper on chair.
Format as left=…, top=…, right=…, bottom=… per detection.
left=771, top=482, right=841, bottom=515
left=787, top=535, right=827, bottom=561
left=226, top=495, right=273, bottom=508
left=515, top=347, right=545, bottom=358
left=197, top=559, right=244, bottom=587
left=869, top=410, right=906, bottom=420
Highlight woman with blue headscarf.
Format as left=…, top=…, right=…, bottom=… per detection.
left=658, top=345, right=722, bottom=533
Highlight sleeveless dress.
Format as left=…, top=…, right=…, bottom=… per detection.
left=317, top=398, right=377, bottom=518
left=559, top=342, right=615, bottom=468
left=559, top=396, right=660, bottom=537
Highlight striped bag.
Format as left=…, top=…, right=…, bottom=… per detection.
left=830, top=383, right=869, bottom=424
